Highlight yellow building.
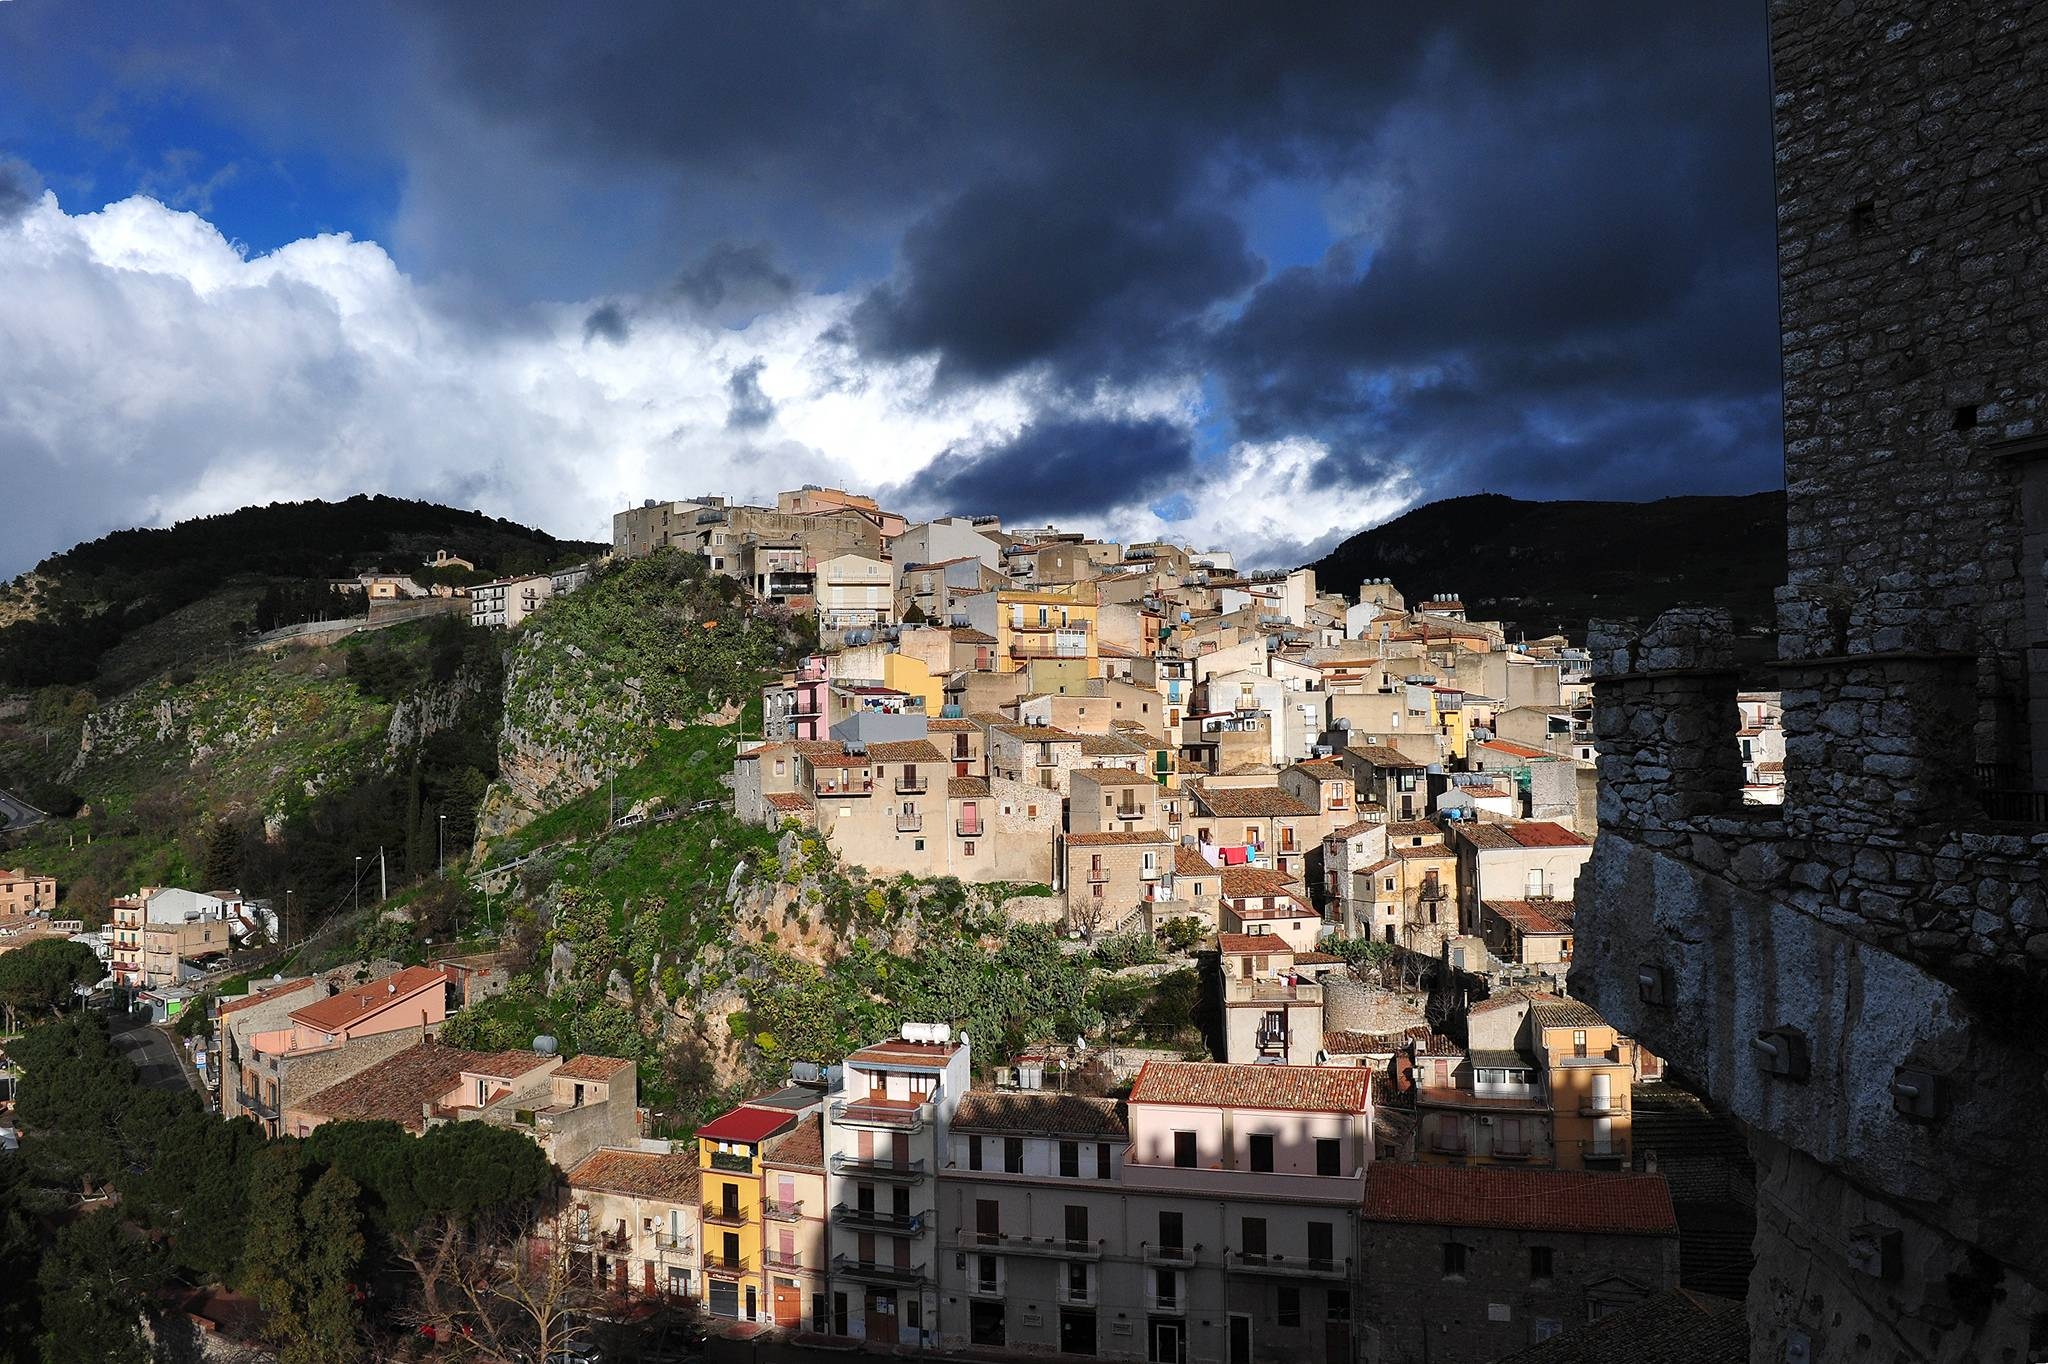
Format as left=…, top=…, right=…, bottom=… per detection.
left=880, top=652, right=945, bottom=718
left=989, top=585, right=1100, bottom=676
left=760, top=1114, right=828, bottom=1330
left=696, top=1089, right=827, bottom=1324
left=1529, top=998, right=1635, bottom=1172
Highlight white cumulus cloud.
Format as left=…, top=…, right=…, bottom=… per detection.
left=0, top=190, right=1408, bottom=578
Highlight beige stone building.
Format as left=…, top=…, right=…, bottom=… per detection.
left=561, top=1143, right=703, bottom=1298
left=0, top=868, right=56, bottom=920
left=1062, top=830, right=1173, bottom=934
left=1069, top=768, right=1163, bottom=835
left=1447, top=821, right=1592, bottom=936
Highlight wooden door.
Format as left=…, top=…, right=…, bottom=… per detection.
left=772, top=1281, right=802, bottom=1326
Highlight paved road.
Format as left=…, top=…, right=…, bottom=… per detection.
left=0, top=787, right=43, bottom=833
left=113, top=1019, right=200, bottom=1095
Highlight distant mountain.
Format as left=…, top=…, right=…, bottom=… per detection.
left=0, top=495, right=605, bottom=688
left=1307, top=490, right=1786, bottom=642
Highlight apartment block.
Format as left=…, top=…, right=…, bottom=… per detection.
left=0, top=867, right=56, bottom=920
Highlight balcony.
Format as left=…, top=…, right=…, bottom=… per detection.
left=1427, top=1135, right=1471, bottom=1157
left=1056, top=1282, right=1095, bottom=1307
left=830, top=1098, right=930, bottom=1132
left=762, top=1198, right=805, bottom=1222
left=830, top=1255, right=928, bottom=1288
left=1488, top=1146, right=1536, bottom=1162
left=237, top=1090, right=278, bottom=1121
left=967, top=1274, right=1007, bottom=1301
left=763, top=1247, right=805, bottom=1272
left=570, top=1226, right=631, bottom=1253
left=1579, top=1098, right=1626, bottom=1116
left=955, top=821, right=983, bottom=839
left=703, top=1201, right=750, bottom=1228
left=815, top=780, right=875, bottom=799
left=702, top=1253, right=750, bottom=1277
left=980, top=1233, right=1101, bottom=1262
left=709, top=1150, right=754, bottom=1175
left=1579, top=1141, right=1629, bottom=1168
left=1145, top=1291, right=1186, bottom=1316
left=1225, top=1251, right=1348, bottom=1280
left=655, top=1233, right=695, bottom=1264
left=1255, top=1027, right=1290, bottom=1053
left=1086, top=868, right=1110, bottom=884
left=895, top=813, right=924, bottom=833
left=832, top=1203, right=925, bottom=1234
left=895, top=775, right=930, bottom=795
left=1142, top=1243, right=1196, bottom=1268
left=829, top=1153, right=926, bottom=1181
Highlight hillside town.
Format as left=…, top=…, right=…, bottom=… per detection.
left=0, top=481, right=1777, bottom=1364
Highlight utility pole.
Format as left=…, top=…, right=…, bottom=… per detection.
left=353, top=856, right=362, bottom=916
left=379, top=846, right=387, bottom=902
left=439, top=814, right=447, bottom=877
left=284, top=889, right=293, bottom=949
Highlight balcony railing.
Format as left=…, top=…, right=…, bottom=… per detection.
left=895, top=813, right=924, bottom=833
left=702, top=1252, right=750, bottom=1276
left=973, top=1234, right=1101, bottom=1262
left=1579, top=1098, right=1625, bottom=1116
left=832, top=1203, right=925, bottom=1234
left=1143, top=1243, right=1196, bottom=1267
left=764, top=1247, right=804, bottom=1272
left=1146, top=1292, right=1186, bottom=1315
left=709, top=1150, right=754, bottom=1175
left=654, top=1233, right=695, bottom=1263
left=956, top=821, right=983, bottom=838
left=1056, top=1282, right=1094, bottom=1307
left=830, top=1255, right=928, bottom=1287
left=1225, top=1251, right=1348, bottom=1280
left=830, top=1098, right=930, bottom=1131
left=1255, top=1027, right=1289, bottom=1051
left=895, top=776, right=929, bottom=795
left=1579, top=1141, right=1629, bottom=1164
left=967, top=1276, right=1006, bottom=1300
left=703, top=1202, right=750, bottom=1227
left=237, top=1090, right=278, bottom=1120
left=762, top=1198, right=804, bottom=1221
left=829, top=1153, right=926, bottom=1180
left=814, top=780, right=875, bottom=798
left=1086, top=868, right=1109, bottom=884
left=570, top=1227, right=631, bottom=1253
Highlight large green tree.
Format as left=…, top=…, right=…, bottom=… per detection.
left=240, top=1145, right=367, bottom=1364
left=0, top=939, right=105, bottom=1025
left=121, top=1109, right=268, bottom=1282
left=36, top=1210, right=161, bottom=1364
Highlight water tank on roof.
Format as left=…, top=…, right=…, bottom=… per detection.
left=1179, top=611, right=1191, bottom=623
left=533, top=1035, right=560, bottom=1056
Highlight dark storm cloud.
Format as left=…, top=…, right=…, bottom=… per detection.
left=898, top=417, right=1195, bottom=522
left=853, top=182, right=1260, bottom=388
left=674, top=244, right=797, bottom=326
left=0, top=156, right=43, bottom=224
left=582, top=302, right=630, bottom=344
left=725, top=358, right=775, bottom=430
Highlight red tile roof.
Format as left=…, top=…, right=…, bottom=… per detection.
left=1194, top=785, right=1319, bottom=818
left=1128, top=1061, right=1370, bottom=1113
left=949, top=777, right=991, bottom=797
left=294, top=1043, right=547, bottom=1128
left=554, top=1054, right=635, bottom=1081
left=1363, top=1164, right=1677, bottom=1236
left=1457, top=820, right=1592, bottom=851
left=1346, top=744, right=1424, bottom=769
left=846, top=1036, right=963, bottom=1067
left=567, top=1147, right=702, bottom=1202
left=761, top=1114, right=826, bottom=1170
left=1174, top=845, right=1220, bottom=876
left=952, top=1092, right=1127, bottom=1139
left=288, top=966, right=446, bottom=1034
left=218, top=976, right=317, bottom=1017
left=1219, top=866, right=1299, bottom=898
left=1474, top=737, right=1551, bottom=761
left=1066, top=830, right=1171, bottom=846
left=1215, top=931, right=1295, bottom=956
left=697, top=1104, right=799, bottom=1144
left=1485, top=900, right=1576, bottom=936
left=864, top=739, right=947, bottom=763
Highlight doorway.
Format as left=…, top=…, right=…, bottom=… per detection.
left=1228, top=1314, right=1252, bottom=1364
left=1150, top=1319, right=1185, bottom=1364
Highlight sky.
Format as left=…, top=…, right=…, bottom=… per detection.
left=0, top=3, right=1783, bottom=579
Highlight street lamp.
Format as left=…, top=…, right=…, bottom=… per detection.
left=284, top=889, right=293, bottom=949
left=354, top=855, right=363, bottom=916
left=439, top=814, right=448, bottom=877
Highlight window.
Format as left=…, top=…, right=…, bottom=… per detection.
left=1060, top=1141, right=1080, bottom=1177
left=914, top=838, right=925, bottom=851
left=1065, top=1205, right=1089, bottom=1247
left=1326, top=1289, right=1351, bottom=1322
left=1315, top=1138, right=1341, bottom=1177
left=976, top=1199, right=1000, bottom=1245
left=964, top=841, right=976, bottom=856
left=1173, top=1131, right=1197, bottom=1168
left=1530, top=1246, right=1554, bottom=1281
left=978, top=1254, right=999, bottom=1292
left=1442, top=1243, right=1467, bottom=1277
left=1158, top=1210, right=1183, bottom=1252
left=1241, top=1217, right=1267, bottom=1259
left=1004, top=1138, right=1025, bottom=1174
left=1276, top=1287, right=1301, bottom=1328
left=1533, top=1318, right=1563, bottom=1342
left=1097, top=1142, right=1112, bottom=1179
left=1308, top=1222, right=1333, bottom=1267
left=968, top=1136, right=983, bottom=1171
left=1248, top=1133, right=1275, bottom=1173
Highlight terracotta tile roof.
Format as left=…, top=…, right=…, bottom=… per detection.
left=762, top=1114, right=826, bottom=1169
left=967, top=711, right=1012, bottom=728
left=951, top=629, right=997, bottom=644
left=1078, top=732, right=1148, bottom=756
left=566, top=1147, right=702, bottom=1203
left=1473, top=737, right=1552, bottom=761
left=1529, top=999, right=1610, bottom=1031
left=1414, top=1032, right=1468, bottom=1057
left=554, top=1054, right=635, bottom=1081
left=952, top=1092, right=1128, bottom=1139
left=1066, top=830, right=1171, bottom=847
left=1289, top=757, right=1345, bottom=776
left=1175, top=845, right=1219, bottom=876
left=791, top=740, right=847, bottom=757
left=1363, top=1164, right=1678, bottom=1236
left=219, top=977, right=317, bottom=1017
left=1385, top=820, right=1440, bottom=839
left=1219, top=866, right=1298, bottom=898
left=1493, top=1287, right=1747, bottom=1364
left=288, top=966, right=447, bottom=1034
left=1391, top=844, right=1453, bottom=860
left=295, top=1043, right=545, bottom=1129
left=1469, top=988, right=1549, bottom=1016
left=949, top=777, right=991, bottom=797
left=1359, top=856, right=1398, bottom=875
left=995, top=724, right=1084, bottom=742
left=804, top=749, right=871, bottom=769
left=465, top=1052, right=558, bottom=1080
left=1328, top=819, right=1384, bottom=840
left=1194, top=786, right=1318, bottom=818
left=765, top=792, right=811, bottom=812
left=1070, top=767, right=1157, bottom=786
left=1322, top=1025, right=1433, bottom=1054
left=1128, top=1061, right=1370, bottom=1114
left=1456, top=820, right=1592, bottom=851
left=1215, top=932, right=1295, bottom=956
left=926, top=718, right=976, bottom=731
left=1453, top=783, right=1512, bottom=800
left=1346, top=743, right=1424, bottom=769
left=1292, top=950, right=1343, bottom=965
left=863, top=739, right=947, bottom=763
left=1486, top=900, right=1576, bottom=936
